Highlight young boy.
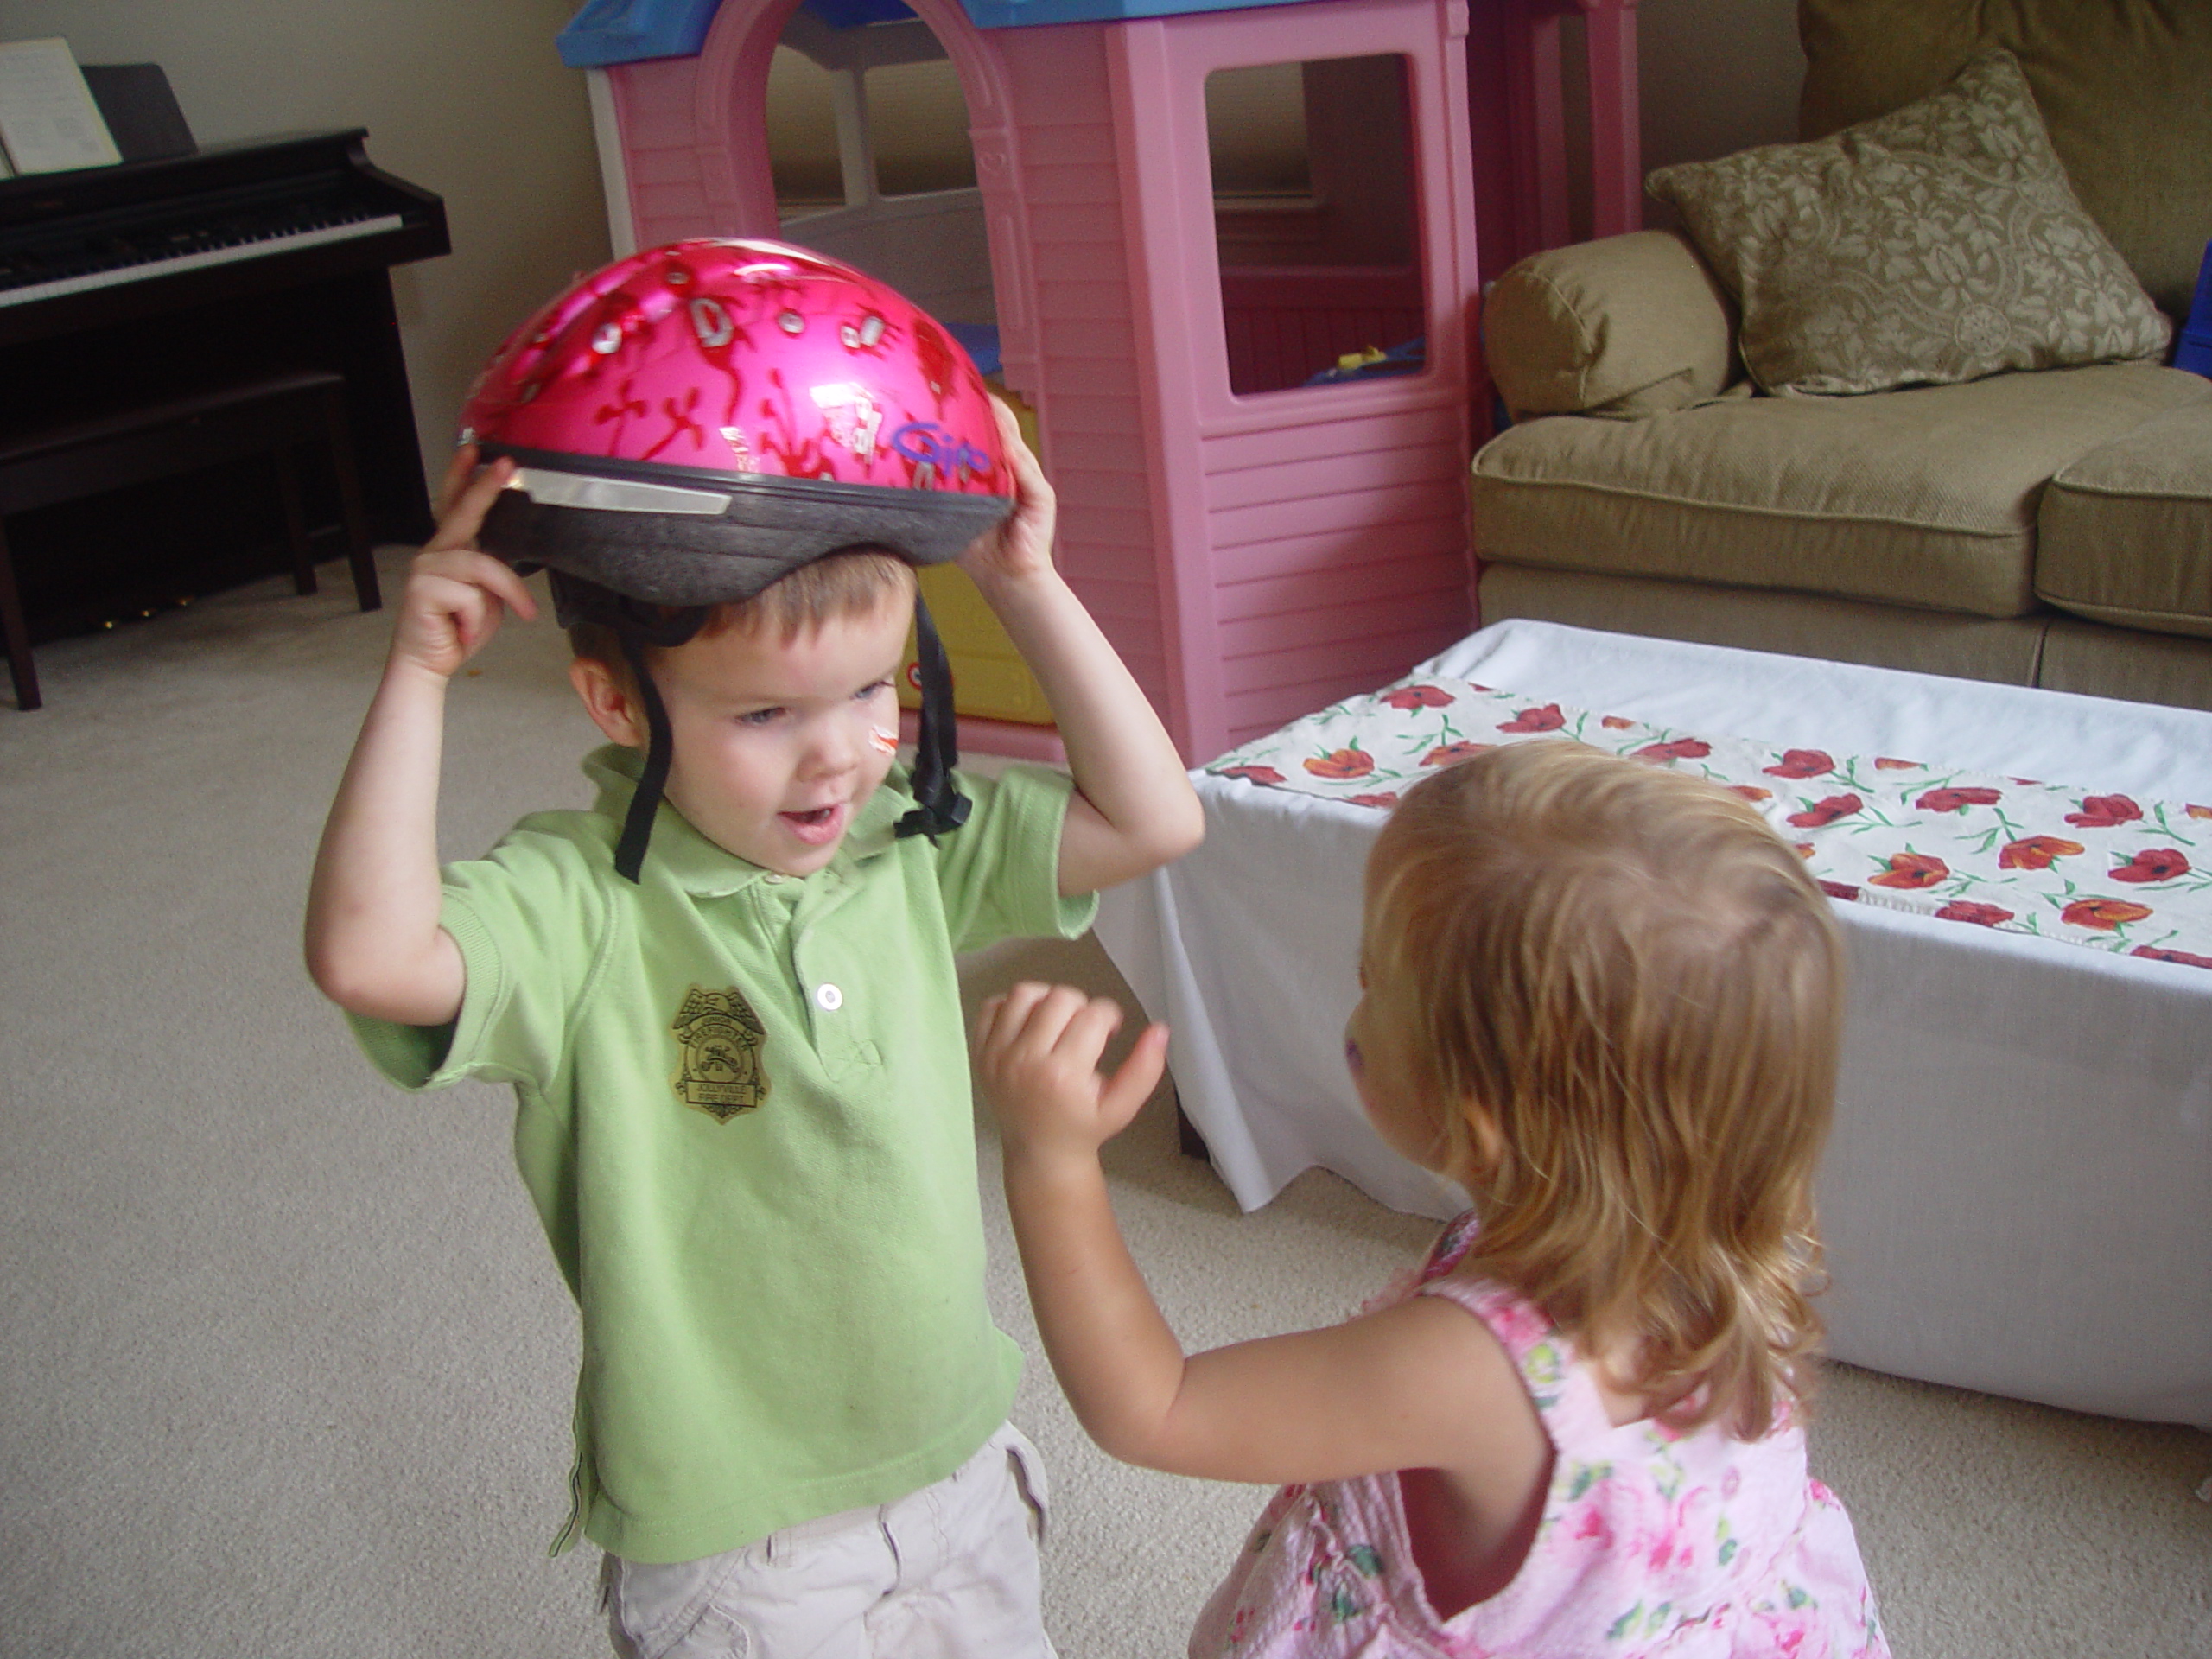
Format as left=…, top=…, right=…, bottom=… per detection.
left=305, top=315, right=1201, bottom=1650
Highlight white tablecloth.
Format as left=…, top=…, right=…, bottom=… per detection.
left=1096, top=620, right=2212, bottom=1426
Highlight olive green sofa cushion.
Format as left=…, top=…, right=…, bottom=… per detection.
left=1469, top=365, right=2209, bottom=618
left=2037, top=400, right=2212, bottom=639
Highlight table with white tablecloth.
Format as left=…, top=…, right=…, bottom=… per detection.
left=1096, top=620, right=2212, bottom=1427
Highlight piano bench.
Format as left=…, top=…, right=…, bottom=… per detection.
left=0, top=370, right=381, bottom=711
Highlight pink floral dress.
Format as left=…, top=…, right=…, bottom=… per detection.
left=1188, top=1215, right=1888, bottom=1657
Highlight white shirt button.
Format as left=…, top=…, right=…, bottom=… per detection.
left=815, top=983, right=844, bottom=1012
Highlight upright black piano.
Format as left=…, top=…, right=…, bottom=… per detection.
left=0, top=130, right=448, bottom=632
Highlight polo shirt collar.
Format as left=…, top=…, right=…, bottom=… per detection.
left=581, top=745, right=912, bottom=897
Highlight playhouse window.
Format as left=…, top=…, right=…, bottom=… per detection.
left=1205, top=55, right=1426, bottom=397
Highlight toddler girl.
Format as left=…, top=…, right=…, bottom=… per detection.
left=976, top=740, right=1888, bottom=1656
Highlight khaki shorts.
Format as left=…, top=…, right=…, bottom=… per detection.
left=601, top=1421, right=1053, bottom=1659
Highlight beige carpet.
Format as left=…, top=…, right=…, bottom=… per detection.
left=1, top=550, right=2206, bottom=1658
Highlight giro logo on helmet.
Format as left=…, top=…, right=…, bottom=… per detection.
left=890, top=422, right=992, bottom=481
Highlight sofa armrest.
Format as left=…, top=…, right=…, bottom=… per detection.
left=1484, top=230, right=1741, bottom=420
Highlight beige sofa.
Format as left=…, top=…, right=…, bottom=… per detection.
left=1468, top=0, right=2212, bottom=711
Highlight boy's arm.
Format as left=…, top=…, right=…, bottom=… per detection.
left=976, top=983, right=1541, bottom=1491
left=960, top=400, right=1204, bottom=896
left=304, top=451, right=534, bottom=1027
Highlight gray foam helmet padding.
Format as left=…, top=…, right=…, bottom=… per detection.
left=479, top=485, right=1014, bottom=607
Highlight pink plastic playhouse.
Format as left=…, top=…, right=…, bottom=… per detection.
left=568, top=0, right=1640, bottom=764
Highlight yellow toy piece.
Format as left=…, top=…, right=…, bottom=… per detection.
left=898, top=384, right=1055, bottom=728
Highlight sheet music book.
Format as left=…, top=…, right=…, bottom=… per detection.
left=0, top=38, right=124, bottom=175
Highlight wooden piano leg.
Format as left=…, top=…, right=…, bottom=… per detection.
left=320, top=384, right=380, bottom=613
left=0, top=521, right=41, bottom=711
left=276, top=447, right=316, bottom=596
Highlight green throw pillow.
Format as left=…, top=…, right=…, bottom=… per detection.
left=1646, top=49, right=2171, bottom=396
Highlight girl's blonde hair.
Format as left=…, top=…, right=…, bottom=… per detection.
left=569, top=548, right=916, bottom=690
left=1367, top=741, right=1845, bottom=1440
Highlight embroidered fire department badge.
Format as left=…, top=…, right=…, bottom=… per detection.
left=670, top=986, right=767, bottom=1122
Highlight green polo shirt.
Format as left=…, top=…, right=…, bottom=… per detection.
left=350, top=746, right=1095, bottom=1564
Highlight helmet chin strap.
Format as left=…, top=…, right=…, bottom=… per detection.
left=896, top=589, right=972, bottom=842
left=613, top=630, right=677, bottom=885
left=544, top=570, right=709, bottom=886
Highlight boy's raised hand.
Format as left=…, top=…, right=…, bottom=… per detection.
left=388, top=445, right=538, bottom=682
left=957, top=397, right=1058, bottom=588
left=976, top=982, right=1167, bottom=1166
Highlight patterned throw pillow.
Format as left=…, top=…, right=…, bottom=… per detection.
left=1646, top=49, right=2171, bottom=396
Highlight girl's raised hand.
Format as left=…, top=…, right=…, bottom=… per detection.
left=388, top=446, right=538, bottom=683
left=975, top=982, right=1167, bottom=1166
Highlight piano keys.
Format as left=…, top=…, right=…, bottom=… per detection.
left=0, top=203, right=407, bottom=311
left=0, top=129, right=445, bottom=341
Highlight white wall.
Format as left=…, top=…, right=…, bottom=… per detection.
left=0, top=0, right=613, bottom=492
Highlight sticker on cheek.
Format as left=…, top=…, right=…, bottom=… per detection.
left=869, top=727, right=899, bottom=755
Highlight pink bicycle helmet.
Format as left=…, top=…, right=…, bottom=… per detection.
left=460, top=238, right=1015, bottom=877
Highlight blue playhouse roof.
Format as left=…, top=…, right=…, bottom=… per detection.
left=558, top=0, right=1325, bottom=66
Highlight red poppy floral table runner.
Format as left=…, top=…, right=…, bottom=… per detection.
left=1206, top=676, right=2212, bottom=969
